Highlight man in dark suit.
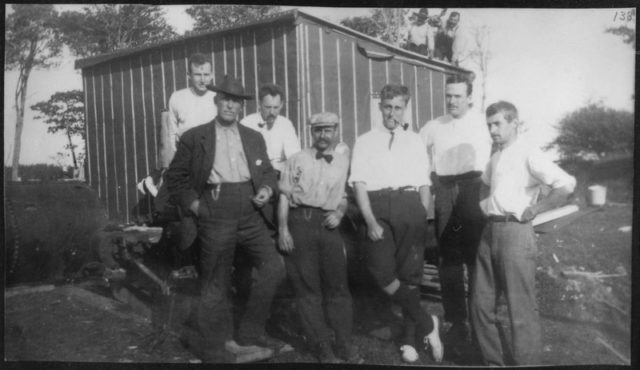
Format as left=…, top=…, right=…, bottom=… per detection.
left=166, top=75, right=285, bottom=362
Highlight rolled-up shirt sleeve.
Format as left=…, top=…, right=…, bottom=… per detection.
left=527, top=148, right=576, bottom=192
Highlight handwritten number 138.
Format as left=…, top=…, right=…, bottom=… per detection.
left=613, top=10, right=635, bottom=22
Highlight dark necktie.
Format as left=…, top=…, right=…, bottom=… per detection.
left=315, top=152, right=333, bottom=163
left=389, top=131, right=395, bottom=150
left=258, top=122, right=266, bottom=129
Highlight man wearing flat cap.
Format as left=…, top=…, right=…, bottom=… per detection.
left=277, top=112, right=361, bottom=364
left=166, top=75, right=285, bottom=362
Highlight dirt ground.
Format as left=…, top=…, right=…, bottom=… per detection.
left=4, top=201, right=633, bottom=367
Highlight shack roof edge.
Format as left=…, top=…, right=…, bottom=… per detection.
left=74, top=8, right=469, bottom=74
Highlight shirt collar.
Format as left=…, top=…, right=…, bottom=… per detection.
left=215, top=118, right=239, bottom=133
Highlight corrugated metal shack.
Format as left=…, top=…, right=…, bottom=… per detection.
left=75, top=9, right=470, bottom=222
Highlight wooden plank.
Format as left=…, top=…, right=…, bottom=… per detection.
left=173, top=44, right=188, bottom=90
left=161, top=47, right=175, bottom=110
left=416, top=67, right=432, bottom=124
left=322, top=29, right=340, bottom=118
left=369, top=59, right=386, bottom=100
left=273, top=24, right=286, bottom=103
left=256, top=26, right=274, bottom=89
left=432, top=70, right=446, bottom=119
left=132, top=56, right=150, bottom=215
left=339, top=37, right=356, bottom=148
left=112, top=60, right=129, bottom=221
left=122, top=57, right=139, bottom=221
left=99, top=64, right=117, bottom=219
left=84, top=70, right=100, bottom=195
left=388, top=59, right=403, bottom=85
left=306, top=25, right=322, bottom=115
left=224, top=34, right=235, bottom=77
left=242, top=30, right=257, bottom=114
left=285, top=24, right=298, bottom=130
left=212, top=36, right=225, bottom=84
left=353, top=41, right=370, bottom=137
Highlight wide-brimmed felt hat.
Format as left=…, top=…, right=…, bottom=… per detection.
left=207, top=75, right=254, bottom=100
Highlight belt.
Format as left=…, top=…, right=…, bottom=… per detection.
left=437, top=171, right=482, bottom=185
left=204, top=181, right=251, bottom=190
left=204, top=181, right=252, bottom=200
left=487, top=214, right=526, bottom=223
left=370, top=186, right=418, bottom=193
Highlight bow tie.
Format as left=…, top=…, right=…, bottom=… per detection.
left=258, top=122, right=266, bottom=128
left=315, top=152, right=333, bottom=163
left=401, top=122, right=409, bottom=131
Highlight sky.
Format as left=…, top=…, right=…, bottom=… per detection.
left=4, top=5, right=636, bottom=166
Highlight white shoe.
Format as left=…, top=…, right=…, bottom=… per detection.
left=400, top=344, right=419, bottom=363
left=423, top=315, right=444, bottom=363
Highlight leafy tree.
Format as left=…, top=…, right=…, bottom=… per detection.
left=546, top=103, right=634, bottom=161
left=341, top=16, right=383, bottom=38
left=341, top=9, right=408, bottom=47
left=57, top=4, right=176, bottom=57
left=5, top=4, right=63, bottom=181
left=186, top=5, right=282, bottom=33
left=31, top=90, right=85, bottom=170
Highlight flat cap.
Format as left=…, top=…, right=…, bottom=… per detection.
left=309, top=112, right=339, bottom=127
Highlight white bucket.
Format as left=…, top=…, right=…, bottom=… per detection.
left=587, top=185, right=607, bottom=206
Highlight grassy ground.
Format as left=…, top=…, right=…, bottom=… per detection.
left=5, top=203, right=632, bottom=365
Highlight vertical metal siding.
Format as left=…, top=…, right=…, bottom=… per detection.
left=82, top=73, right=92, bottom=188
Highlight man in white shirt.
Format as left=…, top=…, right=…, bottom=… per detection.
left=350, top=84, right=443, bottom=363
left=167, top=53, right=217, bottom=155
left=148, top=53, right=217, bottom=215
left=240, top=84, right=301, bottom=175
left=470, top=101, right=575, bottom=366
left=419, top=74, right=492, bottom=346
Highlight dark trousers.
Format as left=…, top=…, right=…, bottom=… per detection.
left=363, top=190, right=427, bottom=288
left=470, top=221, right=541, bottom=366
left=285, top=207, right=353, bottom=347
left=363, top=190, right=433, bottom=339
left=194, top=182, right=285, bottom=359
left=433, top=172, right=485, bottom=324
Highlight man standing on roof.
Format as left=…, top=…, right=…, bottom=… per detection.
left=241, top=83, right=301, bottom=176
left=419, top=74, right=492, bottom=352
left=166, top=75, right=285, bottom=363
left=350, top=84, right=443, bottom=363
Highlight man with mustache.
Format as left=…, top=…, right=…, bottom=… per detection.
left=277, top=112, right=361, bottom=364
left=350, top=84, right=443, bottom=363
left=471, top=101, right=575, bottom=365
left=166, top=75, right=285, bottom=362
left=241, top=84, right=301, bottom=176
left=419, top=74, right=492, bottom=353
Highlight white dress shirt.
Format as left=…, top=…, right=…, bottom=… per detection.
left=420, top=111, right=492, bottom=176
left=168, top=88, right=217, bottom=151
left=480, top=135, right=576, bottom=221
left=240, top=113, right=301, bottom=173
left=349, top=126, right=431, bottom=191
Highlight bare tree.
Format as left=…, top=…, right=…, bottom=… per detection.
left=5, top=5, right=63, bottom=181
